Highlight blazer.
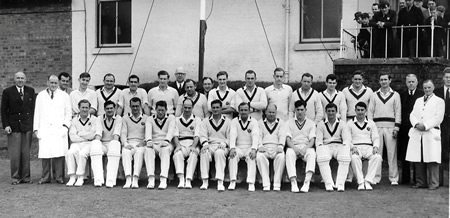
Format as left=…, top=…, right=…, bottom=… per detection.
left=169, top=81, right=186, bottom=96
left=400, top=89, right=424, bottom=127
left=1, top=85, right=36, bottom=132
left=434, top=86, right=450, bottom=125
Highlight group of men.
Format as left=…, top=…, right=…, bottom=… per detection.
left=354, top=0, right=448, bottom=58
left=2, top=66, right=449, bottom=192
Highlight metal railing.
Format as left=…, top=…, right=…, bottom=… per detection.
left=340, top=20, right=449, bottom=59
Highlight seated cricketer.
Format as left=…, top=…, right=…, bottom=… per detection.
left=172, top=98, right=202, bottom=189
left=90, top=100, right=123, bottom=188
left=66, top=99, right=97, bottom=187
left=316, top=103, right=351, bottom=192
left=121, top=97, right=149, bottom=189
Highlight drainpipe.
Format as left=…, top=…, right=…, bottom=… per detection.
left=284, top=0, right=290, bottom=82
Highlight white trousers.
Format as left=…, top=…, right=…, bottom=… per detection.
left=144, top=142, right=174, bottom=178
left=229, top=147, right=257, bottom=184
left=375, top=127, right=399, bottom=183
left=66, top=141, right=92, bottom=176
left=316, top=143, right=351, bottom=187
left=286, top=145, right=316, bottom=179
left=90, top=140, right=121, bottom=184
left=256, top=144, right=285, bottom=188
left=351, top=145, right=382, bottom=184
left=122, top=140, right=145, bottom=178
left=200, top=143, right=228, bottom=180
left=173, top=139, right=199, bottom=180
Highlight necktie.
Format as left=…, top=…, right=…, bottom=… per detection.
left=51, top=91, right=54, bottom=99
left=19, top=88, right=23, bottom=100
left=446, top=88, right=449, bottom=102
left=424, top=95, right=429, bottom=102
left=410, top=90, right=413, bottom=96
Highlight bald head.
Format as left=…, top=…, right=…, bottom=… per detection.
left=48, top=75, right=59, bottom=92
left=265, top=103, right=278, bottom=122
left=175, top=67, right=186, bottom=83
left=14, top=71, right=26, bottom=87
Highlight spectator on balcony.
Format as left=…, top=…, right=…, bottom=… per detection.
left=397, top=0, right=424, bottom=57
left=399, top=0, right=406, bottom=11
left=371, top=3, right=380, bottom=20
left=371, top=2, right=397, bottom=58
left=354, top=11, right=362, bottom=24
left=425, top=6, right=445, bottom=57
left=353, top=13, right=372, bottom=58
left=414, top=0, right=429, bottom=21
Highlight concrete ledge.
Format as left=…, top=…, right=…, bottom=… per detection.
left=294, top=43, right=340, bottom=51
left=91, top=47, right=133, bottom=55
left=334, top=57, right=450, bottom=66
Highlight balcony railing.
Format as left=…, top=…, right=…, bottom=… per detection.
left=340, top=20, right=449, bottom=59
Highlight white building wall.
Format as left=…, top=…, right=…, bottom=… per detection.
left=72, top=0, right=373, bottom=87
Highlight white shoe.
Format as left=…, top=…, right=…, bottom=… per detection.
left=365, top=181, right=373, bottom=190
left=263, top=186, right=270, bottom=192
left=357, top=183, right=365, bottom=191
left=325, top=183, right=334, bottom=192
left=337, top=184, right=345, bottom=192
left=131, top=177, right=139, bottom=189
left=200, top=179, right=208, bottom=190
left=66, top=175, right=76, bottom=187
left=123, top=177, right=132, bottom=189
left=177, top=180, right=185, bottom=189
left=147, top=177, right=155, bottom=189
left=105, top=180, right=114, bottom=188
left=185, top=179, right=192, bottom=189
left=74, top=176, right=84, bottom=187
left=273, top=186, right=280, bottom=191
left=228, top=181, right=236, bottom=190
left=248, top=184, right=255, bottom=192
left=158, top=178, right=167, bottom=190
left=391, top=181, right=398, bottom=186
left=218, top=184, right=225, bottom=192
left=94, top=179, right=103, bottom=187
left=291, top=180, right=299, bottom=193
left=300, top=180, right=310, bottom=193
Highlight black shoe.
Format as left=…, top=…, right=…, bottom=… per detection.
left=56, top=180, right=65, bottom=184
left=38, top=180, right=50, bottom=185
left=11, top=180, right=21, bottom=185
left=412, top=184, right=427, bottom=189
left=20, top=180, right=33, bottom=184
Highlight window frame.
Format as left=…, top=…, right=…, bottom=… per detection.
left=97, top=0, right=132, bottom=48
left=300, top=0, right=342, bottom=43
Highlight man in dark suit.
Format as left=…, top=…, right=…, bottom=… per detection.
left=397, top=0, right=424, bottom=57
left=169, top=67, right=186, bottom=96
left=370, top=2, right=397, bottom=58
left=399, top=74, right=423, bottom=184
left=434, top=67, right=450, bottom=186
left=1, top=72, right=36, bottom=185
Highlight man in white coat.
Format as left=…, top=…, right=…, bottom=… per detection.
left=33, top=75, right=72, bottom=184
left=406, top=80, right=445, bottom=190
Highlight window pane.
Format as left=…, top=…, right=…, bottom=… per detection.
left=100, top=2, right=117, bottom=44
left=302, top=0, right=322, bottom=39
left=323, top=0, right=341, bottom=38
left=118, top=1, right=131, bottom=44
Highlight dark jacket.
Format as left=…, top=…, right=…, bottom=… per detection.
left=169, top=81, right=186, bottom=96
left=397, top=6, right=424, bottom=41
left=1, top=85, right=36, bottom=132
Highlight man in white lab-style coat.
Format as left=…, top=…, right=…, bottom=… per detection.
left=33, top=75, right=72, bottom=184
left=406, top=80, right=445, bottom=190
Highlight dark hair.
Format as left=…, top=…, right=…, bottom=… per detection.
left=380, top=2, right=390, bottom=8
left=294, top=100, right=307, bottom=108
left=129, top=97, right=141, bottom=105
left=238, top=102, right=249, bottom=111
left=157, top=70, right=170, bottom=78
left=245, top=70, right=256, bottom=78
left=326, top=74, right=337, bottom=82
left=78, top=99, right=91, bottom=108
left=103, top=73, right=115, bottom=81
left=128, top=75, right=140, bottom=83
left=202, top=77, right=214, bottom=84
left=217, top=71, right=228, bottom=79
left=211, top=99, right=222, bottom=107
left=423, top=79, right=434, bottom=85
left=325, top=103, right=338, bottom=111
left=355, top=101, right=367, bottom=110
left=379, top=72, right=392, bottom=80
left=58, top=72, right=71, bottom=80
left=301, top=73, right=313, bottom=80
left=104, top=100, right=116, bottom=108
left=353, top=70, right=364, bottom=77
left=361, top=13, right=370, bottom=19
left=156, top=100, right=168, bottom=109
left=185, top=79, right=196, bottom=86
left=79, top=72, right=91, bottom=79
left=274, top=67, right=285, bottom=74
left=372, top=3, right=380, bottom=7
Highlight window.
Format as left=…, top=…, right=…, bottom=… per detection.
left=300, top=0, right=342, bottom=43
left=98, top=0, right=132, bottom=47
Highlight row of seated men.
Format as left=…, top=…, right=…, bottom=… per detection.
left=67, top=96, right=383, bottom=192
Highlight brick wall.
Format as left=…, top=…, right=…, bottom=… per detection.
left=0, top=3, right=72, bottom=149
left=334, top=58, right=450, bottom=91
